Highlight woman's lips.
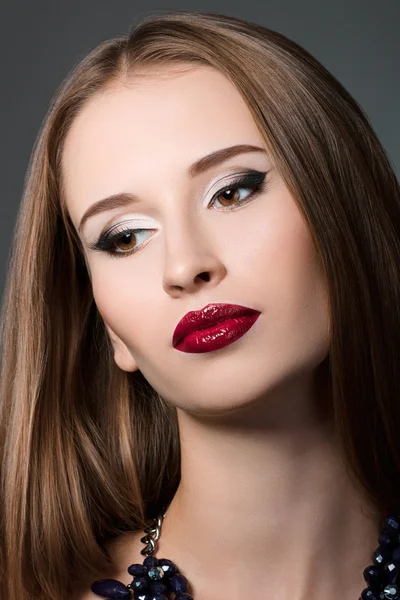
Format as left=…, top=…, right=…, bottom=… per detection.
left=172, top=303, right=261, bottom=353
left=174, top=313, right=261, bottom=353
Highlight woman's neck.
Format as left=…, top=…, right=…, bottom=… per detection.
left=156, top=397, right=379, bottom=600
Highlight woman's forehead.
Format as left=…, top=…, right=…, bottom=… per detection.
left=63, top=66, right=260, bottom=159
left=62, top=66, right=267, bottom=226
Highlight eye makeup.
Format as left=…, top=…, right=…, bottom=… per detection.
left=87, top=169, right=269, bottom=260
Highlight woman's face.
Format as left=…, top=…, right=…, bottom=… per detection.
left=63, top=65, right=330, bottom=415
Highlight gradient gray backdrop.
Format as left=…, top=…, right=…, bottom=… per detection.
left=1, top=0, right=399, bottom=296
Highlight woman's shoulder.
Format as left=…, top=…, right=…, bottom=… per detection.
left=72, top=529, right=145, bottom=600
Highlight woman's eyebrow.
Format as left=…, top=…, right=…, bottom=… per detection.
left=78, top=143, right=267, bottom=234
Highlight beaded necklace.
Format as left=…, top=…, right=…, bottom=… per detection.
left=91, top=511, right=400, bottom=600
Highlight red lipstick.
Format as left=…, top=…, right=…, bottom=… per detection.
left=172, top=303, right=261, bottom=353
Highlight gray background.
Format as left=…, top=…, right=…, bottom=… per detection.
left=1, top=0, right=399, bottom=295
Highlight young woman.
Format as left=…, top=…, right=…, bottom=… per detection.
left=1, top=9, right=400, bottom=600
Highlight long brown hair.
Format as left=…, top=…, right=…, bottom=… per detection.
left=1, top=9, right=399, bottom=600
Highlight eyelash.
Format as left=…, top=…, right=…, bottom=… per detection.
left=89, top=170, right=268, bottom=259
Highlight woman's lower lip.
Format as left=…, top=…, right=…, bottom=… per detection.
left=174, top=313, right=261, bottom=353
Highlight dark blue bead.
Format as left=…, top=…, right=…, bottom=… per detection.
left=147, top=594, right=168, bottom=600
left=175, top=595, right=194, bottom=600
left=131, top=577, right=149, bottom=591
left=385, top=517, right=400, bottom=533
left=385, top=562, right=400, bottom=584
left=385, top=529, right=400, bottom=545
left=381, top=531, right=399, bottom=548
left=91, top=578, right=131, bottom=599
left=133, top=593, right=151, bottom=600
left=364, top=565, right=382, bottom=590
left=361, top=587, right=380, bottom=600
left=374, top=545, right=393, bottom=567
left=143, top=556, right=159, bottom=569
left=158, top=558, right=178, bottom=577
left=170, top=573, right=189, bottom=593
left=393, top=546, right=400, bottom=565
left=149, top=581, right=167, bottom=594
left=128, top=563, right=148, bottom=577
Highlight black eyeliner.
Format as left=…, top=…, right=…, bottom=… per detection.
left=215, top=169, right=267, bottom=195
left=89, top=169, right=269, bottom=255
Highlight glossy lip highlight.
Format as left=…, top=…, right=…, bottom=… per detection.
left=172, top=303, right=261, bottom=348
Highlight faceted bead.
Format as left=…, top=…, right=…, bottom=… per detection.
left=361, top=587, right=379, bottom=600
left=158, top=558, right=178, bottom=578
left=382, top=583, right=400, bottom=599
left=148, top=566, right=164, bottom=580
left=131, top=577, right=149, bottom=591
left=385, top=562, right=399, bottom=584
left=381, top=531, right=399, bottom=548
left=385, top=517, right=400, bottom=533
left=364, top=565, right=382, bottom=590
left=149, top=581, right=167, bottom=594
left=128, top=563, right=148, bottom=577
left=143, top=556, right=159, bottom=569
left=133, top=593, right=151, bottom=600
left=175, top=594, right=195, bottom=600
left=147, top=594, right=168, bottom=600
left=170, top=573, right=189, bottom=593
left=373, top=545, right=392, bottom=567
left=393, top=546, right=400, bottom=565
left=91, top=578, right=131, bottom=599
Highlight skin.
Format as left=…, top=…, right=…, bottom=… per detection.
left=63, top=65, right=379, bottom=600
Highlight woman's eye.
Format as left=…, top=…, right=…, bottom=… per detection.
left=89, top=169, right=268, bottom=259
left=89, top=227, right=156, bottom=259
left=209, top=170, right=267, bottom=210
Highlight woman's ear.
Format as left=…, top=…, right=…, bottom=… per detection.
left=104, top=322, right=140, bottom=373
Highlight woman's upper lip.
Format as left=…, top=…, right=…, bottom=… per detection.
left=172, top=303, right=261, bottom=348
